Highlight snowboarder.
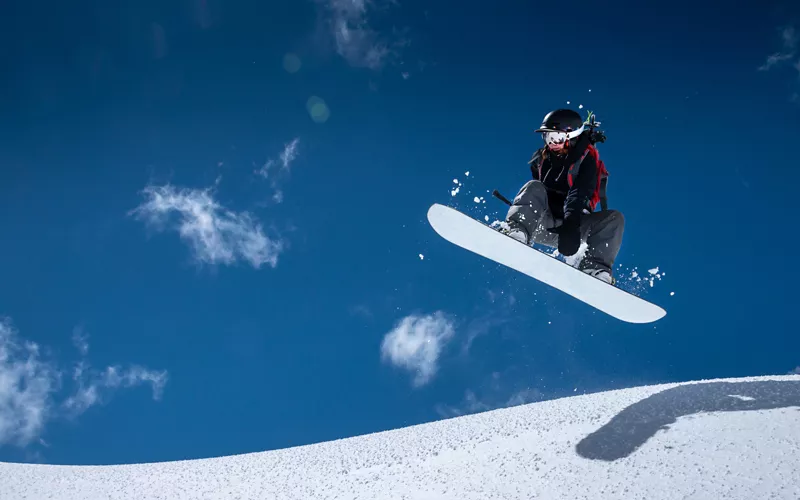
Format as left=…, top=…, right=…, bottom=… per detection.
left=500, top=109, right=625, bottom=285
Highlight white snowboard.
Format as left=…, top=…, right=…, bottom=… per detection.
left=427, top=203, right=666, bottom=324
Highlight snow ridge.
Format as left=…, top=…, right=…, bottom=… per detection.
left=1, top=375, right=799, bottom=500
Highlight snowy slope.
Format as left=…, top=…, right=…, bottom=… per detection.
left=2, top=375, right=799, bottom=500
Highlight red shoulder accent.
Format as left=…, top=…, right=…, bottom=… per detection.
left=586, top=145, right=608, bottom=210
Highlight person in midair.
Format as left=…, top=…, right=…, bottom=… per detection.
left=500, top=109, right=625, bottom=285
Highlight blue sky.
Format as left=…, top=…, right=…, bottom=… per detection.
left=1, top=0, right=799, bottom=466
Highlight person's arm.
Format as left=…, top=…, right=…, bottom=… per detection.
left=563, top=151, right=597, bottom=219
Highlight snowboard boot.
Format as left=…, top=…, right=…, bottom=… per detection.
left=498, top=220, right=530, bottom=245
left=582, top=267, right=616, bottom=286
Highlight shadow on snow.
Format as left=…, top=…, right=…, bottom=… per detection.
left=576, top=380, right=800, bottom=461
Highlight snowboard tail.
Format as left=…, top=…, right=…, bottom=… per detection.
left=426, top=203, right=666, bottom=324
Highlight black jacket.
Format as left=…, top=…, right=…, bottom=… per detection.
left=528, top=131, right=598, bottom=221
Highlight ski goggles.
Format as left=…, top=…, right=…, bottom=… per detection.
left=543, top=131, right=568, bottom=146
left=541, top=124, right=585, bottom=147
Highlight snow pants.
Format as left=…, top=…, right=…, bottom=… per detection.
left=505, top=180, right=625, bottom=273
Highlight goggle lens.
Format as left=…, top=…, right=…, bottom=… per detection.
left=543, top=131, right=567, bottom=146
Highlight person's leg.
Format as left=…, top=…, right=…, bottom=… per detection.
left=578, top=209, right=625, bottom=273
left=504, top=180, right=557, bottom=246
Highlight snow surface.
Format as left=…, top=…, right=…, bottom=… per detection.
left=1, top=375, right=799, bottom=500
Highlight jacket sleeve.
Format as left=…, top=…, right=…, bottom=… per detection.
left=528, top=150, right=542, bottom=180
left=563, top=151, right=597, bottom=219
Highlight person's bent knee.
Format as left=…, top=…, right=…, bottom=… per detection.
left=515, top=180, right=547, bottom=202
left=607, top=209, right=625, bottom=229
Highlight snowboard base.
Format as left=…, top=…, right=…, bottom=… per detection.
left=427, top=203, right=666, bottom=324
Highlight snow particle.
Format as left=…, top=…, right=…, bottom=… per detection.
left=419, top=254, right=424, bottom=260
left=465, top=171, right=470, bottom=177
left=484, top=215, right=489, bottom=222
left=670, top=291, right=675, bottom=296
left=450, top=178, right=464, bottom=197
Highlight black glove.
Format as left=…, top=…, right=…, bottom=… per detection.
left=548, top=215, right=582, bottom=256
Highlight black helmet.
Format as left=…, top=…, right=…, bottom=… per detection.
left=534, top=109, right=584, bottom=134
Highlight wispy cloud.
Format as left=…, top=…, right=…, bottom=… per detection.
left=462, top=310, right=513, bottom=355
left=760, top=52, right=795, bottom=71
left=256, top=138, right=300, bottom=205
left=759, top=26, right=798, bottom=72
left=435, top=390, right=490, bottom=418
left=279, top=138, right=300, bottom=170
left=130, top=184, right=284, bottom=269
left=0, top=318, right=168, bottom=448
left=349, top=304, right=373, bottom=319
left=257, top=138, right=300, bottom=178
left=0, top=318, right=60, bottom=447
left=71, top=326, right=89, bottom=356
left=505, top=387, right=545, bottom=407
left=380, top=312, right=455, bottom=387
left=316, top=0, right=408, bottom=70
left=63, top=363, right=168, bottom=417
left=435, top=380, right=544, bottom=418
left=461, top=289, right=520, bottom=355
